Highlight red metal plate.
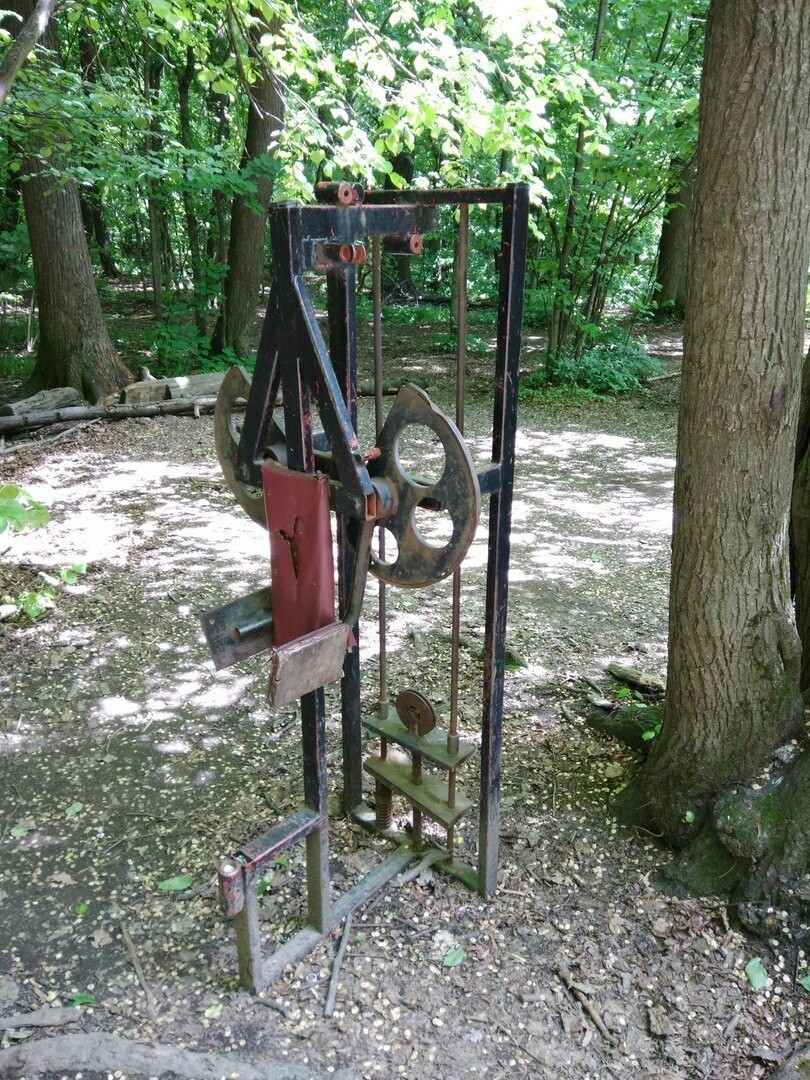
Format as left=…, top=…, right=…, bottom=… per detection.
left=262, top=461, right=335, bottom=647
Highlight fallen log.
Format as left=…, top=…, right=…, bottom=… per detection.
left=0, top=396, right=223, bottom=436
left=605, top=661, right=666, bottom=695
left=0, top=386, right=82, bottom=415
left=0, top=380, right=407, bottom=437
left=119, top=372, right=228, bottom=404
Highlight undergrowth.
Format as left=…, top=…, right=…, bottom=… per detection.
left=521, top=330, right=661, bottom=402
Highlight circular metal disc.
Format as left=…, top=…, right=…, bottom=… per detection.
left=214, top=365, right=267, bottom=528
left=368, top=384, right=481, bottom=587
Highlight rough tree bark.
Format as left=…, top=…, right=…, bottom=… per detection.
left=0, top=0, right=59, bottom=108
left=790, top=346, right=810, bottom=689
left=177, top=46, right=207, bottom=338
left=10, top=0, right=130, bottom=402
left=210, top=11, right=283, bottom=358
left=653, top=159, right=694, bottom=319
left=78, top=28, right=118, bottom=278
left=614, top=0, right=810, bottom=933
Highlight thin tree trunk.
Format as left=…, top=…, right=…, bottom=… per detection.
left=210, top=10, right=284, bottom=358
left=78, top=28, right=118, bottom=277
left=144, top=48, right=166, bottom=321
left=0, top=0, right=58, bottom=107
left=546, top=0, right=608, bottom=373
left=177, top=46, right=206, bottom=338
left=11, top=1, right=130, bottom=401
left=654, top=160, right=695, bottom=318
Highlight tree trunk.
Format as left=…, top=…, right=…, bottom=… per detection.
left=0, top=0, right=58, bottom=107
left=388, top=151, right=417, bottom=301
left=78, top=29, right=118, bottom=278
left=615, top=0, right=810, bottom=866
left=210, top=12, right=283, bottom=358
left=546, top=0, right=608, bottom=373
left=177, top=46, right=207, bottom=339
left=10, top=1, right=130, bottom=403
left=653, top=160, right=695, bottom=319
left=144, top=48, right=167, bottom=322
left=790, top=346, right=810, bottom=689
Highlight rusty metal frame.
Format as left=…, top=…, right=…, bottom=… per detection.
left=209, top=183, right=528, bottom=992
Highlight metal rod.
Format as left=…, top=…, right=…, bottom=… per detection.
left=449, top=205, right=469, bottom=750
left=326, top=266, right=363, bottom=814
left=372, top=235, right=390, bottom=720
left=478, top=184, right=530, bottom=897
left=363, top=186, right=510, bottom=206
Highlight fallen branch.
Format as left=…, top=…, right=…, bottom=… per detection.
left=0, top=379, right=407, bottom=437
left=120, top=922, right=158, bottom=1023
left=0, top=1032, right=318, bottom=1079
left=605, top=662, right=666, bottom=695
left=557, top=964, right=618, bottom=1046
left=0, top=419, right=101, bottom=456
left=643, top=370, right=681, bottom=383
left=323, top=912, right=353, bottom=1018
left=0, top=396, right=222, bottom=436
left=0, top=1005, right=82, bottom=1030
left=397, top=847, right=446, bottom=885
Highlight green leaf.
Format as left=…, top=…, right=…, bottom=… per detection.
left=442, top=946, right=465, bottom=968
left=274, top=855, right=290, bottom=868
left=66, top=992, right=96, bottom=1007
left=74, top=902, right=88, bottom=916
left=256, top=879, right=268, bottom=897
left=641, top=729, right=657, bottom=741
left=745, top=957, right=768, bottom=991
left=204, top=1002, right=224, bottom=1018
left=158, top=874, right=193, bottom=892
left=683, top=809, right=695, bottom=824
left=798, top=975, right=810, bottom=991
left=66, top=801, right=84, bottom=816
left=9, top=827, right=28, bottom=838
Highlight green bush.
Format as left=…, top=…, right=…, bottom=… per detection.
left=522, top=329, right=661, bottom=400
left=556, top=335, right=660, bottom=394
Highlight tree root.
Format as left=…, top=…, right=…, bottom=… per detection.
left=0, top=1032, right=335, bottom=1079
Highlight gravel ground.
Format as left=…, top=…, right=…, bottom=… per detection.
left=0, top=321, right=807, bottom=1079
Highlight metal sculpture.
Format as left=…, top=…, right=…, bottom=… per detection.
left=201, top=181, right=528, bottom=991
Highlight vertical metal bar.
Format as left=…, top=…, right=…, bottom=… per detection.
left=327, top=267, right=364, bottom=814
left=372, top=235, right=390, bottom=720
left=448, top=204, right=469, bottom=809
left=478, top=185, right=529, bottom=896
left=280, top=207, right=332, bottom=933
left=234, top=868, right=263, bottom=993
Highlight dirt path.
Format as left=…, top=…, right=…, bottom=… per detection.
left=0, top=353, right=807, bottom=1078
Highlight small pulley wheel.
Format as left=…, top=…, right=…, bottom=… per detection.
left=369, top=384, right=481, bottom=587
left=395, top=689, right=437, bottom=737
left=214, top=365, right=267, bottom=528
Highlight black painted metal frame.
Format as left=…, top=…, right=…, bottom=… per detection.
left=218, top=183, right=528, bottom=990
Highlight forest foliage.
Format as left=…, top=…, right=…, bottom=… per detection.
left=0, top=0, right=704, bottom=387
